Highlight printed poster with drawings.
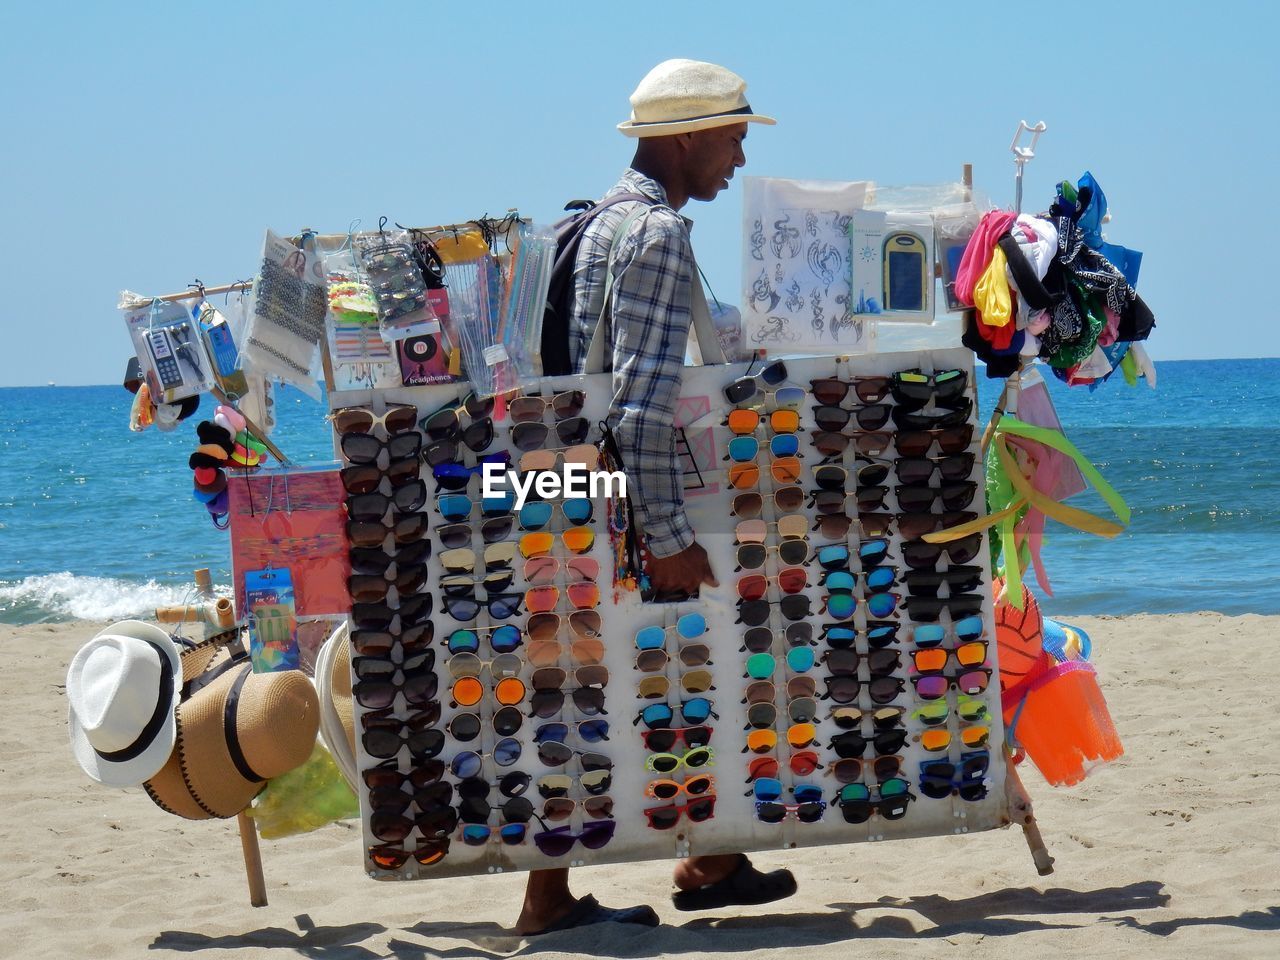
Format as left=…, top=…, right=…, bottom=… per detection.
left=741, top=177, right=871, bottom=354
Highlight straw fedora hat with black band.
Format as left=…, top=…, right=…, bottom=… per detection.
left=67, top=620, right=183, bottom=788
left=144, top=646, right=319, bottom=820
left=617, top=59, right=776, bottom=138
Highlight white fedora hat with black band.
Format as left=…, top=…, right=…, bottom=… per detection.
left=618, top=59, right=776, bottom=138
left=67, top=620, right=182, bottom=788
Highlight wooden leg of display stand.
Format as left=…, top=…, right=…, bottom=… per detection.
left=237, top=812, right=269, bottom=907
left=979, top=382, right=1008, bottom=453
left=319, top=335, right=336, bottom=394
left=1023, top=815, right=1054, bottom=876
left=188, top=569, right=266, bottom=904
left=979, top=363, right=1028, bottom=454
left=1004, top=757, right=1055, bottom=876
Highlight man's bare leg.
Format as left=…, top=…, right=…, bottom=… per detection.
left=673, top=854, right=741, bottom=890
left=516, top=868, right=575, bottom=936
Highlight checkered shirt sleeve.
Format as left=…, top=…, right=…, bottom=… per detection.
left=607, top=208, right=697, bottom=558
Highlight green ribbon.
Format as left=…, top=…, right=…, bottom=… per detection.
left=925, top=415, right=1130, bottom=608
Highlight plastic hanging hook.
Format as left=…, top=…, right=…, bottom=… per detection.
left=343, top=218, right=362, bottom=254
left=224, top=279, right=252, bottom=304
left=1009, top=120, right=1047, bottom=162
left=146, top=296, right=165, bottom=334
left=502, top=210, right=520, bottom=255
left=1009, top=120, right=1047, bottom=214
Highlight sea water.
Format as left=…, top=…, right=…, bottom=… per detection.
left=1, top=359, right=1276, bottom=624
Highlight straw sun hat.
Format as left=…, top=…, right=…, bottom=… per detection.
left=67, top=620, right=183, bottom=788
left=618, top=59, right=775, bottom=137
left=143, top=645, right=319, bottom=820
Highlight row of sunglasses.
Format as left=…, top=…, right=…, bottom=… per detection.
left=345, top=373, right=993, bottom=855
left=333, top=404, right=460, bottom=868
left=830, top=369, right=992, bottom=816
left=352, top=635, right=992, bottom=848
left=634, top=613, right=721, bottom=830
left=722, top=364, right=988, bottom=823
left=340, top=392, right=646, bottom=864
left=417, top=389, right=732, bottom=839
left=425, top=391, right=598, bottom=640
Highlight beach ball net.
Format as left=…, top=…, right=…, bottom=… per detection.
left=993, top=578, right=1049, bottom=694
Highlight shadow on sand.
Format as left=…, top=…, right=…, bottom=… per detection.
left=150, top=883, right=1280, bottom=958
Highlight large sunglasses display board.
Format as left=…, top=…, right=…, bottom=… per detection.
left=329, top=346, right=1008, bottom=881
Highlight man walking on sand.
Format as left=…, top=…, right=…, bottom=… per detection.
left=515, top=59, right=798, bottom=936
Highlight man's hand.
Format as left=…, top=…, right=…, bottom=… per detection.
left=646, top=540, right=719, bottom=597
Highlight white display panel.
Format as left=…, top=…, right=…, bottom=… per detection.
left=333, top=348, right=1008, bottom=881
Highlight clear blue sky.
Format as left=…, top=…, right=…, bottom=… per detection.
left=2, top=1, right=1274, bottom=386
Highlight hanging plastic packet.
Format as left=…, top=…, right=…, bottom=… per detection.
left=244, top=567, right=299, bottom=672
left=446, top=252, right=500, bottom=398
left=119, top=292, right=217, bottom=404
left=322, top=242, right=394, bottom=366
left=353, top=223, right=436, bottom=342
left=409, top=229, right=452, bottom=319
left=240, top=230, right=328, bottom=399
left=686, top=269, right=746, bottom=364
left=500, top=222, right=556, bottom=383
left=239, top=372, right=276, bottom=437
left=218, top=284, right=256, bottom=397
left=198, top=301, right=250, bottom=397
left=247, top=742, right=358, bottom=839
left=482, top=250, right=518, bottom=395
left=375, top=230, right=452, bottom=385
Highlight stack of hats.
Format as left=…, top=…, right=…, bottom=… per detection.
left=189, top=405, right=270, bottom=526
left=67, top=620, right=320, bottom=820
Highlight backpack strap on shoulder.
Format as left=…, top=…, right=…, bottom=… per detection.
left=583, top=207, right=726, bottom=374
left=583, top=205, right=650, bottom=375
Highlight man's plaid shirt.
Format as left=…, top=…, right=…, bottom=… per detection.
left=570, top=169, right=696, bottom=558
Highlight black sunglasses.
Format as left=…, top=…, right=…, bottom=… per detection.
left=346, top=481, right=428, bottom=520
left=723, top=359, right=787, bottom=404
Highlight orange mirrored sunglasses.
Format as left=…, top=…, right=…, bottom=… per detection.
left=450, top=676, right=526, bottom=708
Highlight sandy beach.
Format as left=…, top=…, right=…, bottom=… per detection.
left=4, top=612, right=1277, bottom=959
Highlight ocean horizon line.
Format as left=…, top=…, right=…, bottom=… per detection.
left=4, top=355, right=1278, bottom=390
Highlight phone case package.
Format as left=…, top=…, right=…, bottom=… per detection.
left=849, top=209, right=935, bottom=321
left=119, top=294, right=217, bottom=404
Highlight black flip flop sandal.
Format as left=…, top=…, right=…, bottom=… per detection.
left=671, top=854, right=798, bottom=912
left=530, top=895, right=660, bottom=935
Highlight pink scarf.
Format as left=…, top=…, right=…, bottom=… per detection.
left=956, top=211, right=1017, bottom=306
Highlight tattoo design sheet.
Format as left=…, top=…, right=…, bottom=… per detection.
left=741, top=178, right=871, bottom=354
